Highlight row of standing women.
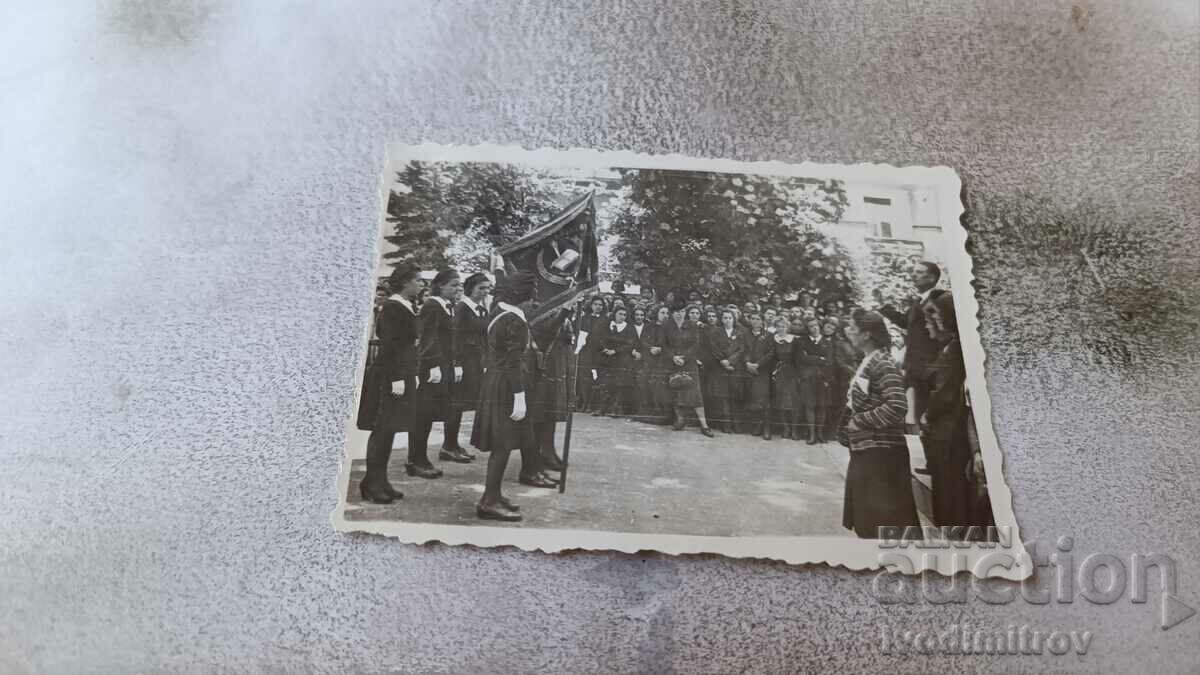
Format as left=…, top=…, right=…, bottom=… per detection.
left=574, top=299, right=859, bottom=444
left=357, top=266, right=563, bottom=522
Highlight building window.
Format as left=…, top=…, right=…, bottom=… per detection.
left=864, top=196, right=892, bottom=206
left=879, top=222, right=893, bottom=238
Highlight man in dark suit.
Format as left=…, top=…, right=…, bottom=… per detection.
left=879, top=261, right=946, bottom=458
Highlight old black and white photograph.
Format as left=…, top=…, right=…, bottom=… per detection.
left=334, top=145, right=1022, bottom=575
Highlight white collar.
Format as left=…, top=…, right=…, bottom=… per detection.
left=810, top=334, right=822, bottom=343
left=497, top=301, right=526, bottom=322
left=774, top=334, right=794, bottom=343
left=634, top=322, right=645, bottom=332
left=389, top=294, right=415, bottom=313
left=430, top=295, right=452, bottom=313
left=461, top=296, right=482, bottom=314
left=724, top=326, right=735, bottom=337
left=918, top=288, right=934, bottom=303
left=611, top=321, right=627, bottom=331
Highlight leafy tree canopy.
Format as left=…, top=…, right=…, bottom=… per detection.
left=609, top=169, right=856, bottom=303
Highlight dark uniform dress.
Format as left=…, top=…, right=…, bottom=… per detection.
left=629, top=322, right=654, bottom=421
left=362, top=297, right=420, bottom=433
left=922, top=337, right=971, bottom=530
left=796, top=334, right=831, bottom=439
left=358, top=296, right=419, bottom=500
left=663, top=318, right=705, bottom=410
left=739, top=330, right=773, bottom=424
left=529, top=311, right=574, bottom=425
left=705, top=325, right=745, bottom=432
left=838, top=349, right=921, bottom=539
left=471, top=308, right=536, bottom=453
left=644, top=322, right=673, bottom=422
left=598, top=320, right=637, bottom=416
left=451, top=298, right=488, bottom=412
left=826, top=337, right=858, bottom=438
left=576, top=312, right=606, bottom=412
left=768, top=335, right=801, bottom=438
left=529, top=310, right=574, bottom=464
left=409, top=296, right=457, bottom=468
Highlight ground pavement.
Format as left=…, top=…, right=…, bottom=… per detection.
left=342, top=413, right=863, bottom=538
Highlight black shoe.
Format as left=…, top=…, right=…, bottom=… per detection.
left=477, top=503, right=522, bottom=522
left=438, top=448, right=473, bottom=464
left=443, top=443, right=475, bottom=460
left=383, top=482, right=404, bottom=500
left=541, top=454, right=565, bottom=472
left=763, top=425, right=773, bottom=441
left=405, top=463, right=443, bottom=479
left=359, top=481, right=394, bottom=504
left=519, top=473, right=558, bottom=489
left=498, top=496, right=521, bottom=512
left=700, top=426, right=715, bottom=438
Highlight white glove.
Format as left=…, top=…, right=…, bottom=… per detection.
left=428, top=367, right=442, bottom=385
left=453, top=366, right=463, bottom=383
left=510, top=392, right=527, bottom=421
left=390, top=380, right=405, bottom=397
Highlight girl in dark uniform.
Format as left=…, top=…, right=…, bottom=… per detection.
left=576, top=296, right=607, bottom=413
left=358, top=264, right=423, bottom=504
left=409, top=270, right=465, bottom=478
left=664, top=304, right=714, bottom=437
left=739, top=312, right=774, bottom=439
left=447, top=272, right=492, bottom=457
left=474, top=271, right=543, bottom=521
left=598, top=306, right=637, bottom=418
left=705, top=308, right=744, bottom=433
left=528, top=305, right=575, bottom=476
left=645, top=304, right=673, bottom=425
left=769, top=315, right=801, bottom=440
left=797, top=317, right=831, bottom=444
left=629, top=306, right=653, bottom=422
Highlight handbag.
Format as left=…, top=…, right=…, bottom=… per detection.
left=668, top=371, right=695, bottom=390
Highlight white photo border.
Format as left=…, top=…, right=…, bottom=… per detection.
left=332, top=143, right=1031, bottom=581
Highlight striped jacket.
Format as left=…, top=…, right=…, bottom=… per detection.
left=837, top=349, right=909, bottom=453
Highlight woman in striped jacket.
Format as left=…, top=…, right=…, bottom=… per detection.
left=838, top=309, right=921, bottom=540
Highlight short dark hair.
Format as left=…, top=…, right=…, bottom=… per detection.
left=385, top=263, right=420, bottom=292
left=850, top=309, right=891, bottom=350
left=920, top=261, right=942, bottom=284
left=430, top=269, right=460, bottom=295
left=463, top=272, right=490, bottom=295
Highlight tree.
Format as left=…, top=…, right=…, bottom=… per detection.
left=609, top=169, right=856, bottom=303
left=382, top=161, right=593, bottom=271
left=382, top=161, right=452, bottom=269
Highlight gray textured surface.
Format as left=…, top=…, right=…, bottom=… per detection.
left=2, top=1, right=1198, bottom=672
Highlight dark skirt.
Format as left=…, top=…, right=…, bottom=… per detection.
left=926, top=416, right=973, bottom=528
left=706, top=365, right=742, bottom=401
left=742, top=372, right=771, bottom=412
left=471, top=369, right=535, bottom=452
left=452, top=360, right=483, bottom=411
left=366, top=373, right=419, bottom=434
left=771, top=367, right=800, bottom=412
left=530, top=349, right=571, bottom=423
left=668, top=362, right=704, bottom=408
left=415, top=368, right=453, bottom=423
left=842, top=443, right=922, bottom=539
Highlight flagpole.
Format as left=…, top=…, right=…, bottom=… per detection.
left=558, top=313, right=579, bottom=494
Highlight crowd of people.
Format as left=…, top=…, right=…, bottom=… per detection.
left=357, top=260, right=995, bottom=538
left=573, top=289, right=857, bottom=444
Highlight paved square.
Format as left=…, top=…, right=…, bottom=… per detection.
left=343, top=413, right=855, bottom=537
